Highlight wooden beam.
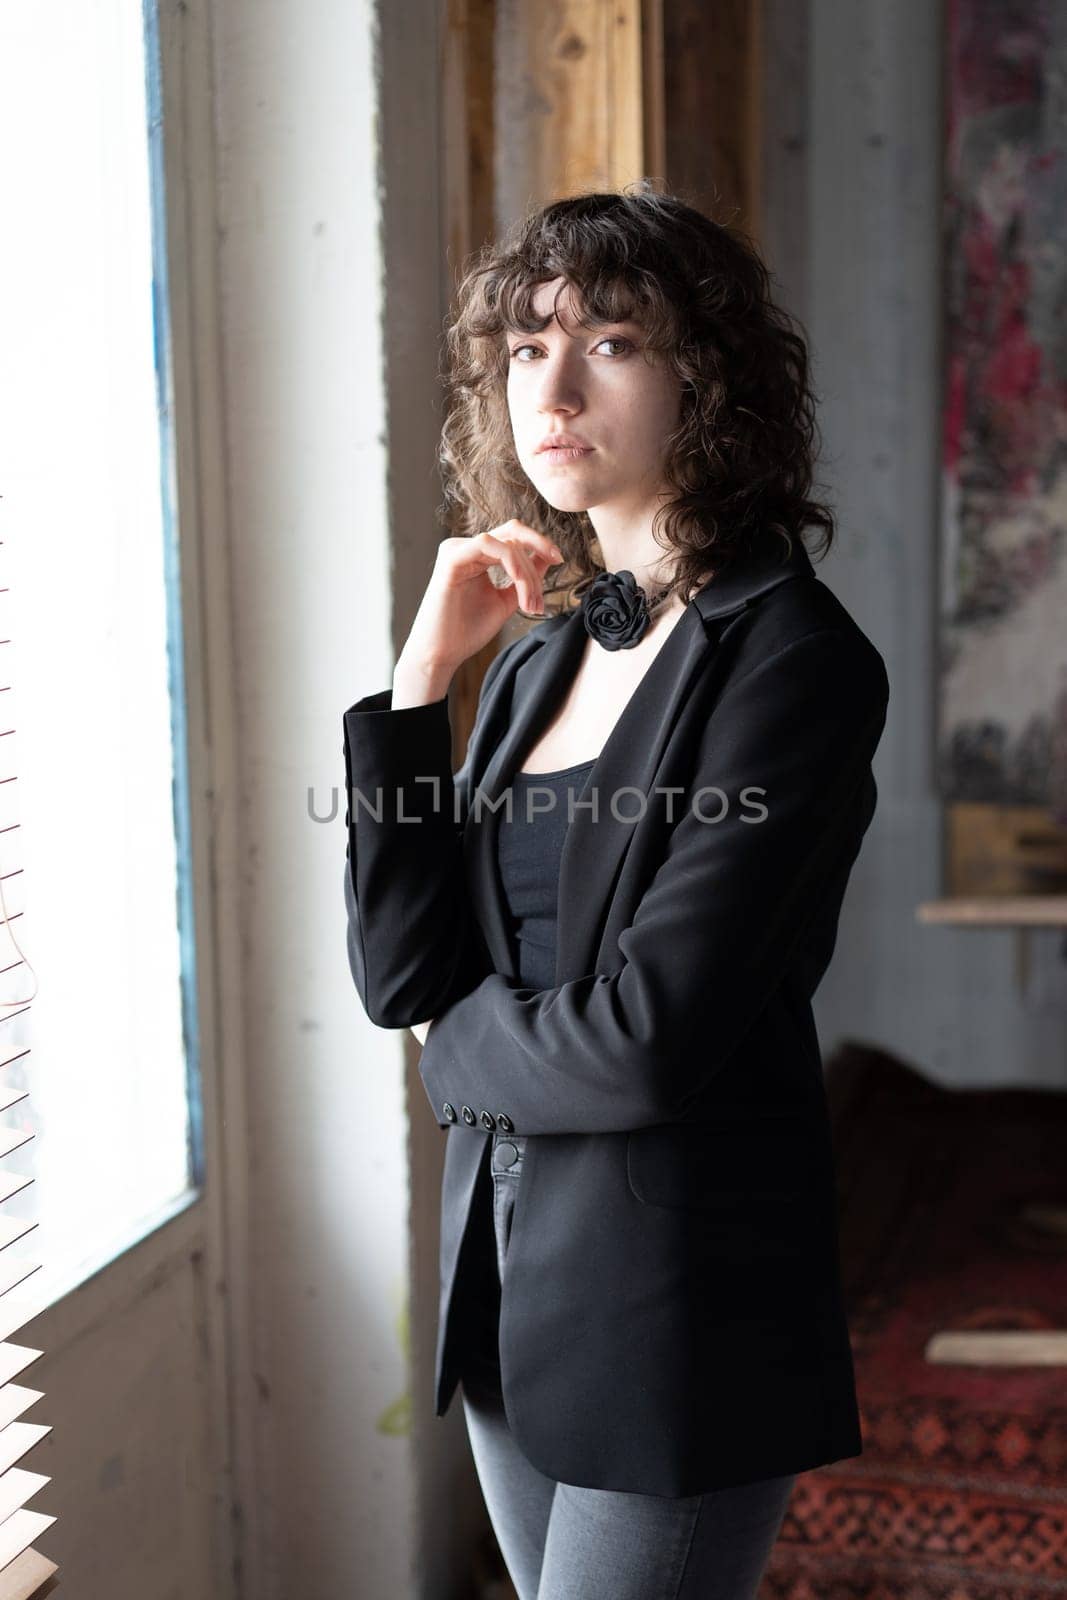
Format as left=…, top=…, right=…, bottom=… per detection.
left=662, top=0, right=764, bottom=236
left=495, top=0, right=648, bottom=214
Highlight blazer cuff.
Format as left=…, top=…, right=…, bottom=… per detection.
left=343, top=688, right=453, bottom=791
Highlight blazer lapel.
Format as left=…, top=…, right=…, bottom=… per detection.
left=463, top=534, right=815, bottom=985
left=556, top=605, right=711, bottom=982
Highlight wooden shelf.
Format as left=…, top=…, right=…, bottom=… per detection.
left=916, top=897, right=1067, bottom=927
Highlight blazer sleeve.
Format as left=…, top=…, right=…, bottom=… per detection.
left=342, top=635, right=520, bottom=1029
left=417, top=625, right=890, bottom=1135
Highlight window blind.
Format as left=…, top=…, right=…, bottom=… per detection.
left=0, top=539, right=56, bottom=1596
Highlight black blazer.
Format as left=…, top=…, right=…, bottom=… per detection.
left=342, top=533, right=890, bottom=1496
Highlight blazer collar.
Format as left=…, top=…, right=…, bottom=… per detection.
left=690, top=531, right=813, bottom=621
left=464, top=533, right=815, bottom=983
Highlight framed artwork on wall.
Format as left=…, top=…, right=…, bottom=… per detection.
left=938, top=0, right=1067, bottom=904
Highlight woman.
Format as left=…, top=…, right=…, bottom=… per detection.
left=342, top=186, right=889, bottom=1599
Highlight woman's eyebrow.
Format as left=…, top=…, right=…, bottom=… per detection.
left=510, top=314, right=641, bottom=336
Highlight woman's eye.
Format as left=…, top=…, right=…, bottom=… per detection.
left=508, top=336, right=631, bottom=362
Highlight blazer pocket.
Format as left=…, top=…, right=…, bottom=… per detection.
left=625, top=1117, right=818, bottom=1256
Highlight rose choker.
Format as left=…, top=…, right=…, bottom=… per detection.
left=579, top=569, right=674, bottom=651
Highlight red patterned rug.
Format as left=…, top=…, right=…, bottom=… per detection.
left=759, top=1044, right=1067, bottom=1599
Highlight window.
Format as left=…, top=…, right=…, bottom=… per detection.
left=0, top=0, right=201, bottom=1307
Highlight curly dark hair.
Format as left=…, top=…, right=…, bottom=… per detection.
left=437, top=180, right=835, bottom=615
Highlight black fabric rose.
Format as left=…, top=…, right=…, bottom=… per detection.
left=579, top=569, right=652, bottom=651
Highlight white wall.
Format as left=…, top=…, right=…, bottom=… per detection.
left=766, top=0, right=1067, bottom=1089
left=210, top=1, right=421, bottom=1593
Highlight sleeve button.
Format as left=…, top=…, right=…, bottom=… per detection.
left=461, top=1105, right=476, bottom=1126
left=480, top=1110, right=496, bottom=1130
left=442, top=1102, right=457, bottom=1123
left=496, top=1112, right=513, bottom=1133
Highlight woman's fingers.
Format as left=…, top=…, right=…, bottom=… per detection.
left=490, top=521, right=564, bottom=604
left=450, top=523, right=560, bottom=612
left=402, top=523, right=564, bottom=675
left=493, top=519, right=563, bottom=566
left=478, top=532, right=547, bottom=613
left=436, top=521, right=563, bottom=616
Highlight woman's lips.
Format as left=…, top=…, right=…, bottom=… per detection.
left=538, top=445, right=594, bottom=464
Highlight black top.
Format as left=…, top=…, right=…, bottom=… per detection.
left=496, top=759, right=597, bottom=989
left=458, top=757, right=599, bottom=1395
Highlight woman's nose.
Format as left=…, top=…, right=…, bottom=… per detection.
left=536, top=363, right=583, bottom=413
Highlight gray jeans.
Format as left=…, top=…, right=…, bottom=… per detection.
left=461, top=1134, right=797, bottom=1600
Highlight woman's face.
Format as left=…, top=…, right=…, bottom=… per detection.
left=505, top=277, right=683, bottom=519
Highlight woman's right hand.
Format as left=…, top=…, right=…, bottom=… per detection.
left=397, top=521, right=564, bottom=690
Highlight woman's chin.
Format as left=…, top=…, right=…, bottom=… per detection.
left=535, top=486, right=596, bottom=514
